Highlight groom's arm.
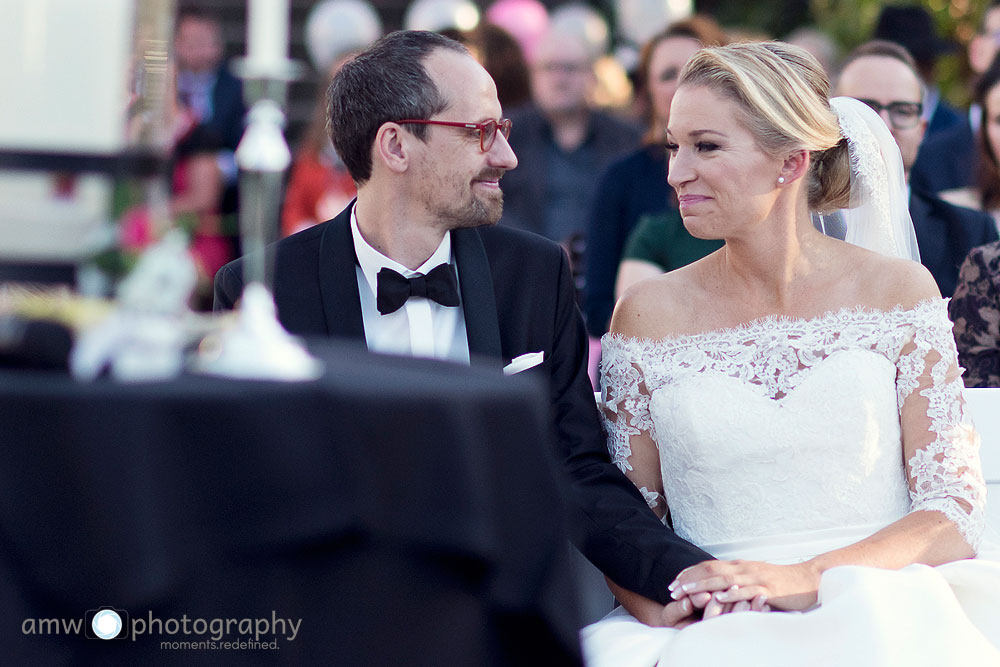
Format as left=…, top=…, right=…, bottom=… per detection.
left=546, top=247, right=714, bottom=605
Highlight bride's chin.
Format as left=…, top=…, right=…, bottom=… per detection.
left=681, top=218, right=723, bottom=241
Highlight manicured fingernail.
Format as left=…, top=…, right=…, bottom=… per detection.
left=670, top=589, right=683, bottom=600
left=681, top=598, right=691, bottom=612
left=715, top=591, right=730, bottom=602
left=681, top=582, right=697, bottom=592
left=668, top=581, right=679, bottom=591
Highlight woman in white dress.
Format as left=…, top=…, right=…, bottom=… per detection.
left=582, top=42, right=1000, bottom=666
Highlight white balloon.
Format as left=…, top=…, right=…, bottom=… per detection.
left=305, top=0, right=383, bottom=72
left=403, top=0, right=480, bottom=33
left=615, top=0, right=692, bottom=47
left=549, top=4, right=610, bottom=59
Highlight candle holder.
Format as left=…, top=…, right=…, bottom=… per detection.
left=194, top=56, right=321, bottom=381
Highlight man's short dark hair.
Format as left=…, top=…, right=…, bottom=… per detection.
left=326, top=30, right=469, bottom=184
left=838, top=40, right=926, bottom=98
left=176, top=5, right=220, bottom=30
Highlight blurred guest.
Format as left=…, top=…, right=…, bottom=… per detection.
left=874, top=5, right=962, bottom=138
left=281, top=56, right=358, bottom=237
left=837, top=40, right=998, bottom=296
left=283, top=0, right=384, bottom=237
left=950, top=240, right=1000, bottom=387
left=168, top=90, right=229, bottom=309
left=174, top=6, right=244, bottom=163
left=937, top=54, right=1000, bottom=228
left=173, top=6, right=243, bottom=247
left=583, top=16, right=726, bottom=334
left=912, top=1, right=1000, bottom=194
left=784, top=25, right=839, bottom=75
left=969, top=1, right=1000, bottom=76
left=613, top=209, right=723, bottom=299
left=456, top=23, right=532, bottom=109
left=501, top=27, right=641, bottom=280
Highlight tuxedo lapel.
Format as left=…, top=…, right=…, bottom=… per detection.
left=452, top=228, right=503, bottom=366
left=318, top=206, right=366, bottom=341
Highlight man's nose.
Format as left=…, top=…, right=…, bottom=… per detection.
left=489, top=130, right=518, bottom=170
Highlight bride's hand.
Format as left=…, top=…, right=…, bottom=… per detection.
left=668, top=560, right=821, bottom=612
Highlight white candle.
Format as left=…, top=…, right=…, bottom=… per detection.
left=248, top=0, right=289, bottom=69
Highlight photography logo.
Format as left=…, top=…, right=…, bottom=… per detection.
left=85, top=607, right=130, bottom=640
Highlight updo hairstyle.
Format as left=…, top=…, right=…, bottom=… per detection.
left=678, top=41, right=850, bottom=213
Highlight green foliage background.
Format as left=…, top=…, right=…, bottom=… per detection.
left=696, top=0, right=987, bottom=106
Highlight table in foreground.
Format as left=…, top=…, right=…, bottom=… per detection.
left=0, top=341, right=581, bottom=665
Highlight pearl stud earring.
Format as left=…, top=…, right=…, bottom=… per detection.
left=777, top=176, right=785, bottom=184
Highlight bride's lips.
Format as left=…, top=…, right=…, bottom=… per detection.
left=678, top=194, right=711, bottom=210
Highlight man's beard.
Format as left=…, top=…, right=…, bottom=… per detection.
left=435, top=170, right=506, bottom=229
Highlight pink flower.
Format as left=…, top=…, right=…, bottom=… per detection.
left=119, top=207, right=154, bottom=251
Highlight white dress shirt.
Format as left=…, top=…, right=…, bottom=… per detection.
left=351, top=205, right=470, bottom=364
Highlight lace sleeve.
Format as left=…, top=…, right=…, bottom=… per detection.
left=896, top=300, right=987, bottom=551
left=600, top=335, right=667, bottom=521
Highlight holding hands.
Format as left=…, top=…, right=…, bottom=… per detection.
left=668, top=560, right=822, bottom=621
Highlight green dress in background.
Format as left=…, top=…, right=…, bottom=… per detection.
left=621, top=210, right=723, bottom=272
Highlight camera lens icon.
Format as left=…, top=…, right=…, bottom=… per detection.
left=91, top=609, right=123, bottom=640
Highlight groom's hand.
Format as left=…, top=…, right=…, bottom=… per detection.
left=658, top=591, right=713, bottom=628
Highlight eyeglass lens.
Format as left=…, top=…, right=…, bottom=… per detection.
left=480, top=120, right=512, bottom=151
left=857, top=99, right=921, bottom=129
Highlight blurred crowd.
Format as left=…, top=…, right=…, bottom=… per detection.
left=176, top=1, right=1000, bottom=387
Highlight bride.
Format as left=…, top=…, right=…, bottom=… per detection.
left=583, top=42, right=1000, bottom=666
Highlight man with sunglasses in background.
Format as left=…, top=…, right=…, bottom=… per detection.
left=216, top=29, right=711, bottom=632
left=837, top=40, right=997, bottom=296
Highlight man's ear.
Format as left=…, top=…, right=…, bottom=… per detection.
left=779, top=148, right=810, bottom=185
left=373, top=122, right=409, bottom=174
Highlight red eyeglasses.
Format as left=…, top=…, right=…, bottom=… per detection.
left=396, top=118, right=513, bottom=152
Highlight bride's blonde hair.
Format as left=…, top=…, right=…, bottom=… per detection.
left=679, top=41, right=851, bottom=213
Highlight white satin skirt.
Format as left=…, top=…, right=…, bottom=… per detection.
left=581, top=526, right=1000, bottom=667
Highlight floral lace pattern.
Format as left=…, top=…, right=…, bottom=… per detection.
left=834, top=99, right=890, bottom=248
left=600, top=298, right=987, bottom=551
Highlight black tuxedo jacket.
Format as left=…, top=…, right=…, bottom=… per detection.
left=910, top=188, right=999, bottom=297
left=910, top=116, right=976, bottom=195
left=215, top=204, right=712, bottom=603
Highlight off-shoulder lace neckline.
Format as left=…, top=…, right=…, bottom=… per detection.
left=603, top=297, right=947, bottom=348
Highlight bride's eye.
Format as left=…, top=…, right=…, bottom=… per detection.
left=696, top=141, right=720, bottom=152
left=665, top=142, right=679, bottom=154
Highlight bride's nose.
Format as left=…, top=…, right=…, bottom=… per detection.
left=667, top=148, right=695, bottom=188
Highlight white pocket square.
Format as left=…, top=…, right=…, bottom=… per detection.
left=503, top=351, right=545, bottom=375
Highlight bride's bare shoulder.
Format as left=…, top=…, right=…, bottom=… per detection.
left=609, top=262, right=706, bottom=339
left=840, top=244, right=941, bottom=309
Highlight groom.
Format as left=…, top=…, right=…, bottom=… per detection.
left=215, top=30, right=712, bottom=621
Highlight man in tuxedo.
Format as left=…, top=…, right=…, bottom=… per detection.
left=216, top=31, right=711, bottom=624
left=837, top=41, right=998, bottom=296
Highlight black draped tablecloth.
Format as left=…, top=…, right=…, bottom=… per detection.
left=0, top=340, right=581, bottom=665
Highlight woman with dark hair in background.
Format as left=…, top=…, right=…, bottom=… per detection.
left=583, top=16, right=726, bottom=335
left=461, top=23, right=532, bottom=110
left=948, top=55, right=1000, bottom=386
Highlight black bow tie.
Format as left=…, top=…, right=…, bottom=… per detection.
left=376, top=263, right=460, bottom=315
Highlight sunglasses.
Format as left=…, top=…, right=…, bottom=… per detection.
left=854, top=99, right=923, bottom=130
left=396, top=118, right=513, bottom=152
